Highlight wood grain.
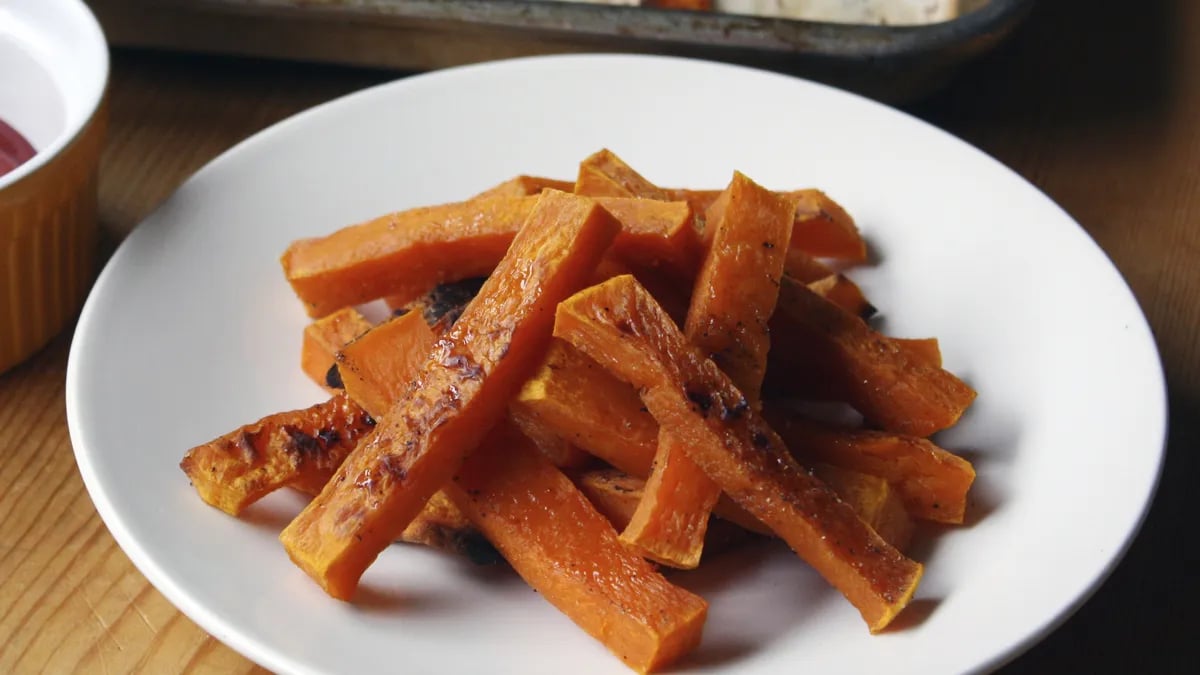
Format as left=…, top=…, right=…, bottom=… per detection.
left=1, top=0, right=1197, bottom=671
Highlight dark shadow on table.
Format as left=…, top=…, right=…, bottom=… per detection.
left=912, top=0, right=1178, bottom=139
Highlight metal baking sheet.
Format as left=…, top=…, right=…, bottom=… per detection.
left=89, top=0, right=1035, bottom=101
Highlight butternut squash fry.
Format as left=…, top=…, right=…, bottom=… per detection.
left=622, top=427, right=716, bottom=568
left=784, top=250, right=878, bottom=319
left=506, top=333, right=638, bottom=470
left=770, top=276, right=975, bottom=436
left=280, top=191, right=621, bottom=600
left=180, top=393, right=377, bottom=516
left=788, top=190, right=867, bottom=262
left=379, top=287, right=595, bottom=469
left=472, top=175, right=575, bottom=200
left=573, top=151, right=702, bottom=282
left=684, top=173, right=793, bottom=396
left=574, top=148, right=671, bottom=201
left=283, top=197, right=532, bottom=318
left=336, top=311, right=438, bottom=419
left=300, top=308, right=373, bottom=394
left=603, top=199, right=701, bottom=280
left=894, top=337, right=942, bottom=367
left=397, top=490, right=500, bottom=566
left=623, top=172, right=794, bottom=568
left=783, top=248, right=837, bottom=283
left=768, top=413, right=975, bottom=524
left=554, top=275, right=923, bottom=632
left=670, top=188, right=867, bottom=261
left=765, top=341, right=941, bottom=400
left=811, top=464, right=914, bottom=552
left=807, top=274, right=877, bottom=320
left=511, top=339, right=658, bottom=475
left=508, top=404, right=596, bottom=470
left=383, top=277, right=487, bottom=332
left=574, top=468, right=651, bottom=529
left=294, top=311, right=500, bottom=562
left=182, top=397, right=498, bottom=563
left=283, top=196, right=694, bottom=316
left=575, top=468, right=750, bottom=557
left=445, top=423, right=708, bottom=673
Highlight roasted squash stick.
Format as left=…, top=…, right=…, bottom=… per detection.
left=671, top=187, right=867, bottom=261
left=511, top=339, right=659, bottom=474
left=336, top=310, right=437, bottom=419
left=555, top=275, right=923, bottom=631
left=576, top=468, right=752, bottom=557
left=806, top=274, right=876, bottom=320
left=782, top=249, right=875, bottom=318
left=445, top=423, right=708, bottom=673
left=284, top=197, right=529, bottom=317
left=300, top=307, right=373, bottom=394
left=283, top=196, right=692, bottom=317
left=782, top=248, right=839, bottom=283
left=574, top=148, right=671, bottom=201
left=894, top=337, right=943, bottom=367
left=811, top=464, right=914, bottom=551
left=622, top=172, right=794, bottom=568
left=785, top=189, right=867, bottom=262
left=770, top=276, right=976, bottom=436
left=508, top=404, right=596, bottom=470
left=296, top=312, right=498, bottom=562
left=398, top=489, right=500, bottom=565
left=180, top=393, right=377, bottom=516
left=471, top=175, right=575, bottom=200
left=280, top=191, right=621, bottom=600
left=603, top=199, right=701, bottom=280
left=769, top=412, right=975, bottom=523
left=574, top=150, right=704, bottom=280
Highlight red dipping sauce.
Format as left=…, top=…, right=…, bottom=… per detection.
left=0, top=118, right=36, bottom=179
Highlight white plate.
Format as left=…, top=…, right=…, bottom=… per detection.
left=67, top=54, right=1166, bottom=675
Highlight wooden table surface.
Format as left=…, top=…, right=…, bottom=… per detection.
left=2, top=0, right=1197, bottom=672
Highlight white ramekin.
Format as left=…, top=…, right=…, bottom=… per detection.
left=0, top=0, right=109, bottom=374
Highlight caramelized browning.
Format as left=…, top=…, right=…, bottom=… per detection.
left=180, top=393, right=376, bottom=516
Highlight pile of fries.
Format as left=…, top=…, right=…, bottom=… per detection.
left=181, top=150, right=977, bottom=673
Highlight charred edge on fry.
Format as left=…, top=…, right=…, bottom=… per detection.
left=325, top=363, right=345, bottom=389
left=422, top=277, right=488, bottom=327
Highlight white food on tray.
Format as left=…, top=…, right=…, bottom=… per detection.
left=552, top=0, right=960, bottom=25
left=716, top=0, right=959, bottom=24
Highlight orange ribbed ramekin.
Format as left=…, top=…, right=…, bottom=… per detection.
left=0, top=101, right=107, bottom=374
